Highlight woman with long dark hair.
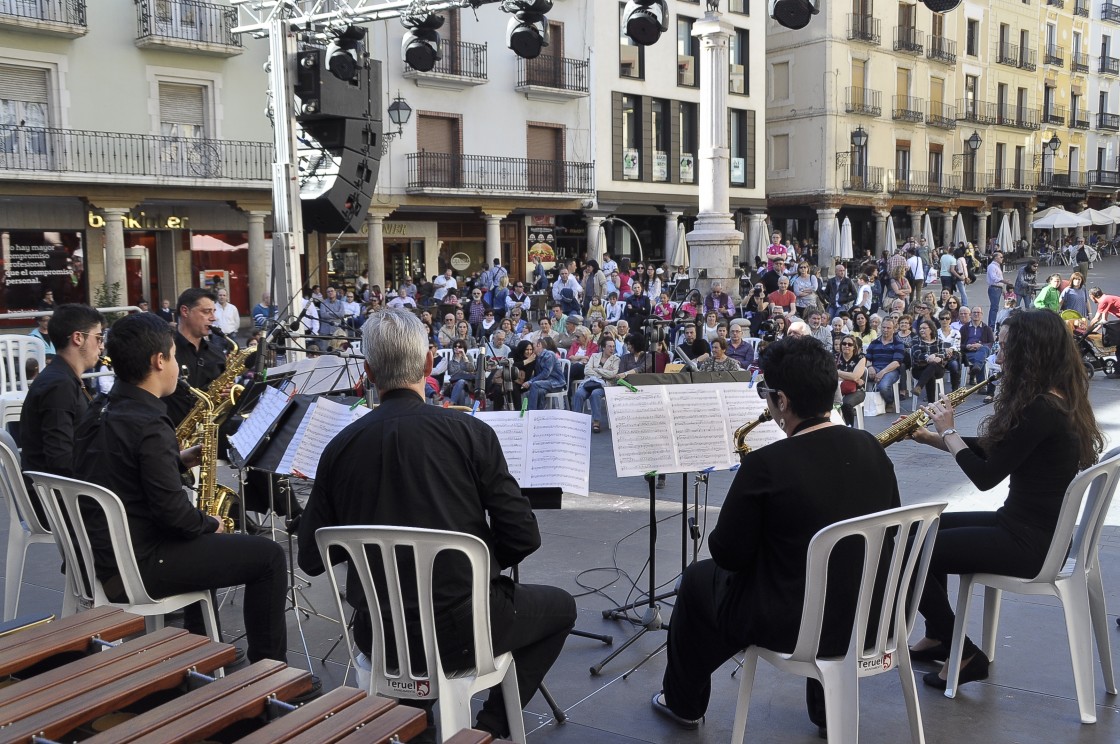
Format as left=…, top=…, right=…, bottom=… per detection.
left=908, top=310, right=1105, bottom=688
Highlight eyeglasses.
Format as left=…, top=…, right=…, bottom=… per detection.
left=840, top=341, right=855, bottom=347
left=756, top=384, right=780, bottom=399
left=939, top=316, right=951, bottom=321
left=80, top=332, right=104, bottom=344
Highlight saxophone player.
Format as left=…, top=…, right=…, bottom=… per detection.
left=166, top=288, right=231, bottom=427
left=73, top=313, right=295, bottom=670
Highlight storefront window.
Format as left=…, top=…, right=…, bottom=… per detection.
left=189, top=232, right=249, bottom=312
left=0, top=229, right=87, bottom=327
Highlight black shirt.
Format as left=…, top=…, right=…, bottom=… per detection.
left=682, top=337, right=711, bottom=361
left=298, top=388, right=540, bottom=616
left=166, top=331, right=227, bottom=426
left=22, top=358, right=89, bottom=481
left=74, top=381, right=216, bottom=581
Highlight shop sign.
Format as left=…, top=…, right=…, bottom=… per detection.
left=527, top=226, right=556, bottom=265
left=87, top=211, right=188, bottom=230
left=530, top=215, right=555, bottom=227
left=450, top=252, right=472, bottom=271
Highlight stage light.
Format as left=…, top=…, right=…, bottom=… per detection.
left=504, top=0, right=552, bottom=59
left=326, top=25, right=366, bottom=83
left=921, top=0, right=962, bottom=11
left=768, top=0, right=819, bottom=30
left=401, top=13, right=444, bottom=72
left=622, top=1, right=668, bottom=46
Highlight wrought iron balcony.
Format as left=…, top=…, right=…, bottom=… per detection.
left=516, top=55, right=590, bottom=100
left=1039, top=172, right=1087, bottom=191
left=407, top=152, right=593, bottom=196
left=404, top=39, right=488, bottom=87
left=1044, top=104, right=1068, bottom=126
left=890, top=170, right=956, bottom=196
left=847, top=14, right=880, bottom=45
left=1072, top=50, right=1090, bottom=72
left=995, top=42, right=1019, bottom=67
left=1044, top=45, right=1064, bottom=67
left=845, top=87, right=881, bottom=117
left=928, top=101, right=958, bottom=129
left=0, top=125, right=272, bottom=183
left=1105, top=2, right=1120, bottom=23
left=1099, top=112, right=1120, bottom=131
left=1070, top=109, right=1091, bottom=129
left=990, top=169, right=1038, bottom=192
left=956, top=99, right=998, bottom=125
left=0, top=0, right=85, bottom=37
left=927, top=36, right=956, bottom=65
left=1046, top=0, right=1064, bottom=6
left=1074, top=1, right=1089, bottom=16
left=844, top=165, right=884, bottom=193
left=894, top=26, right=924, bottom=55
left=135, top=0, right=241, bottom=56
left=1101, top=55, right=1120, bottom=76
left=996, top=104, right=1041, bottom=131
left=959, top=171, right=991, bottom=193
left=1018, top=48, right=1038, bottom=71
left=892, top=95, right=925, bottom=122
left=1089, top=170, right=1120, bottom=188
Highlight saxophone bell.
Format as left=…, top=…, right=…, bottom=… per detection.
left=734, top=409, right=773, bottom=463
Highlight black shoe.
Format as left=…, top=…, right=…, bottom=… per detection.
left=289, top=674, right=323, bottom=705
left=818, top=725, right=828, bottom=740
left=650, top=692, right=702, bottom=730
left=908, top=642, right=949, bottom=664
left=922, top=651, right=989, bottom=690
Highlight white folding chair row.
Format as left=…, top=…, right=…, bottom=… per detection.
left=0, top=335, right=46, bottom=394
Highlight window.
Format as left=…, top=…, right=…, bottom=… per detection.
left=730, top=28, right=748, bottom=95
left=679, top=101, right=697, bottom=183
left=928, top=145, right=943, bottom=185
left=621, top=95, right=641, bottom=180
left=964, top=74, right=978, bottom=117
left=0, top=64, right=50, bottom=162
left=619, top=3, right=643, bottom=79
left=1069, top=146, right=1079, bottom=175
left=771, top=133, right=790, bottom=171
left=1072, top=91, right=1082, bottom=119
left=677, top=16, right=698, bottom=87
left=852, top=58, right=866, bottom=88
left=527, top=123, right=562, bottom=191
left=895, top=141, right=911, bottom=181
left=995, top=142, right=1006, bottom=174
left=1043, top=86, right=1054, bottom=118
left=931, top=12, right=944, bottom=39
left=1101, top=91, right=1109, bottom=115
left=966, top=19, right=979, bottom=56
left=896, top=67, right=911, bottom=98
left=898, top=3, right=915, bottom=29
left=772, top=61, right=790, bottom=100
left=652, top=99, right=670, bottom=182
left=1099, top=147, right=1108, bottom=171
left=417, top=112, right=462, bottom=187
left=729, top=109, right=754, bottom=187
left=728, top=0, right=749, bottom=13
left=158, top=82, right=209, bottom=176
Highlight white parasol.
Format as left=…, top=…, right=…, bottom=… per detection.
left=953, top=212, right=968, bottom=247
left=1031, top=211, right=1090, bottom=229
left=997, top=212, right=1014, bottom=253
left=922, top=213, right=936, bottom=251
left=1076, top=208, right=1119, bottom=226
left=883, top=214, right=897, bottom=255
left=1011, top=209, right=1021, bottom=246
left=668, top=223, right=689, bottom=267
left=839, top=217, right=853, bottom=259
left=1100, top=204, right=1120, bottom=221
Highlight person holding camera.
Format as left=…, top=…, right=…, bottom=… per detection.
left=743, top=283, right=770, bottom=337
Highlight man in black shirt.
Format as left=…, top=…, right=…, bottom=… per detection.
left=678, top=323, right=711, bottom=365
left=298, top=309, right=575, bottom=739
left=166, top=288, right=228, bottom=427
left=73, top=313, right=288, bottom=664
left=21, top=304, right=104, bottom=504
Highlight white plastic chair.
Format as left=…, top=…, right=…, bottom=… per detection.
left=944, top=451, right=1120, bottom=723
left=23, top=471, right=219, bottom=642
left=315, top=525, right=526, bottom=743
left=544, top=358, right=572, bottom=410
left=0, top=336, right=46, bottom=393
left=0, top=434, right=76, bottom=620
left=732, top=502, right=946, bottom=744
left=0, top=391, right=26, bottom=435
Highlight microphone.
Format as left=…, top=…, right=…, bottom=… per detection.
left=674, top=344, right=699, bottom=371
left=288, top=300, right=315, bottom=331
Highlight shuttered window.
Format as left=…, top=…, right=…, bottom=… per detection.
left=159, top=83, right=206, bottom=138
left=527, top=124, right=561, bottom=161
left=417, top=114, right=458, bottom=154
left=0, top=65, right=50, bottom=156
left=0, top=64, right=49, bottom=105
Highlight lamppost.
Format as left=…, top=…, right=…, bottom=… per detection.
left=1042, top=132, right=1061, bottom=187
left=384, top=92, right=413, bottom=144
left=964, top=129, right=982, bottom=191
left=851, top=126, right=869, bottom=183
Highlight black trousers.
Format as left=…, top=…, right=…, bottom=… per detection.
left=140, top=533, right=288, bottom=663
left=917, top=511, right=1051, bottom=643
left=662, top=559, right=825, bottom=725
left=913, top=363, right=946, bottom=400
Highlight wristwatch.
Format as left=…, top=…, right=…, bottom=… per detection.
left=940, top=428, right=958, bottom=439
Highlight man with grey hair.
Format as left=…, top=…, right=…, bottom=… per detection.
left=298, top=309, right=575, bottom=740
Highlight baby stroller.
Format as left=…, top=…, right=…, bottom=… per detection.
left=1073, top=319, right=1119, bottom=378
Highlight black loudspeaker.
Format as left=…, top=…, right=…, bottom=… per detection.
left=294, top=46, right=383, bottom=234
left=769, top=0, right=818, bottom=30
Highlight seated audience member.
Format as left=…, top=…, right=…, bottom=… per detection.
left=442, top=341, right=477, bottom=406
left=767, top=276, right=797, bottom=315
left=651, top=336, right=900, bottom=734
left=960, top=306, right=994, bottom=384
left=704, top=281, right=737, bottom=320
left=836, top=335, right=866, bottom=426
left=522, top=336, right=566, bottom=409
left=571, top=330, right=620, bottom=433
left=725, top=323, right=755, bottom=369
left=697, top=338, right=740, bottom=372
left=864, top=317, right=906, bottom=411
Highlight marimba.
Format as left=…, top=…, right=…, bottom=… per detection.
left=0, top=607, right=514, bottom=744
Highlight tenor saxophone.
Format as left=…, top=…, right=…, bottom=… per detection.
left=176, top=337, right=251, bottom=450
left=876, top=373, right=1002, bottom=447
left=734, top=410, right=773, bottom=464
left=188, top=386, right=237, bottom=534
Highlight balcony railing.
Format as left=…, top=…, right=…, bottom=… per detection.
left=844, top=166, right=884, bottom=192
left=1070, top=109, right=1091, bottom=129
left=959, top=171, right=991, bottom=193
left=927, top=101, right=958, bottom=129
left=890, top=170, right=956, bottom=196
left=845, top=87, right=882, bottom=116
left=0, top=125, right=272, bottom=182
left=407, top=39, right=488, bottom=80
left=892, top=95, right=924, bottom=122
left=1099, top=112, right=1120, bottom=131
left=516, top=55, right=589, bottom=93
left=847, top=14, right=880, bottom=45
left=1074, top=1, right=1089, bottom=16
left=1044, top=44, right=1064, bottom=67
left=1105, top=2, right=1120, bottom=23
left=1072, top=50, right=1090, bottom=72
left=135, top=0, right=241, bottom=54
left=894, top=26, right=924, bottom=55
left=1089, top=170, right=1120, bottom=188
left=0, top=0, right=85, bottom=31
left=1044, top=104, right=1068, bottom=125
left=1101, top=55, right=1120, bottom=76
left=927, top=36, right=956, bottom=65
left=1039, top=172, right=1087, bottom=191
left=1018, top=47, right=1038, bottom=71
left=996, top=104, right=1041, bottom=130
left=995, top=42, right=1019, bottom=66
left=990, top=169, right=1038, bottom=192
left=957, top=99, right=998, bottom=125
left=407, top=152, right=594, bottom=195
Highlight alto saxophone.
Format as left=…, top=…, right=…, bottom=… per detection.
left=876, top=373, right=1002, bottom=447
left=176, top=337, right=251, bottom=450
left=188, top=385, right=237, bottom=533
left=734, top=410, right=773, bottom=464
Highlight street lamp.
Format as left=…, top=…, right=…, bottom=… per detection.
left=964, top=129, right=981, bottom=190
left=1042, top=132, right=1061, bottom=186
left=1045, top=133, right=1061, bottom=153
left=385, top=92, right=413, bottom=143
left=851, top=126, right=869, bottom=149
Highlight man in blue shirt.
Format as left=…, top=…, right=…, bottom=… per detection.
left=865, top=317, right=905, bottom=411
left=251, top=292, right=276, bottom=328
left=522, top=338, right=566, bottom=409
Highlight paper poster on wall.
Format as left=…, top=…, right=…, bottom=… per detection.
left=0, top=230, right=87, bottom=325
left=527, top=226, right=556, bottom=267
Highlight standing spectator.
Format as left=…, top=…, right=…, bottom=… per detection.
left=158, top=298, right=177, bottom=325
left=1032, top=273, right=1063, bottom=312
left=28, top=314, right=56, bottom=356
left=1014, top=259, right=1040, bottom=309
left=215, top=288, right=241, bottom=342
left=1060, top=272, right=1091, bottom=317
left=317, top=286, right=347, bottom=337
left=985, top=252, right=1007, bottom=326
left=766, top=230, right=788, bottom=271
left=433, top=268, right=457, bottom=301
left=952, top=246, right=971, bottom=305
left=531, top=255, right=549, bottom=293
left=939, top=246, right=956, bottom=294
left=1089, top=287, right=1120, bottom=326
left=624, top=282, right=651, bottom=328
left=1075, top=236, right=1090, bottom=281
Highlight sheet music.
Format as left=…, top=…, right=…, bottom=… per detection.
left=719, top=384, right=785, bottom=458
left=476, top=412, right=528, bottom=483
left=289, top=397, right=368, bottom=480
left=228, top=385, right=291, bottom=462
left=666, top=387, right=731, bottom=472
left=277, top=400, right=317, bottom=476
left=603, top=386, right=677, bottom=478
left=476, top=410, right=591, bottom=497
